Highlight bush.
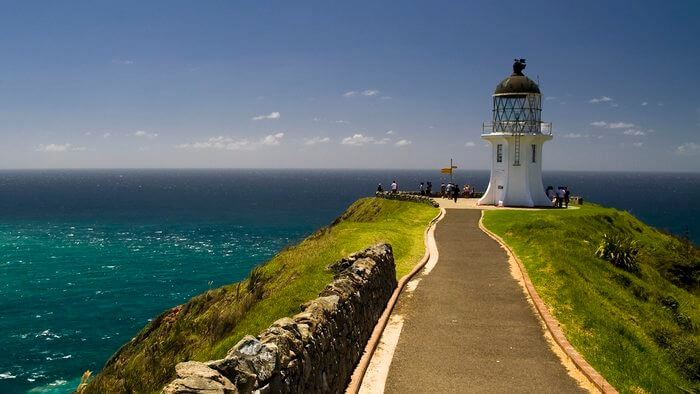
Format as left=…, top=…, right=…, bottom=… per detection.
left=595, top=233, right=641, bottom=272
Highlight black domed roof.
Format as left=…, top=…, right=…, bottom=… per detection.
left=494, top=75, right=540, bottom=95
left=494, top=59, right=541, bottom=95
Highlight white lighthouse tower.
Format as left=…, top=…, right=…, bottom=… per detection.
left=478, top=59, right=553, bottom=207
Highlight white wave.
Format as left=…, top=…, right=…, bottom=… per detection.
left=0, top=372, right=17, bottom=379
left=35, top=329, right=61, bottom=340
left=45, top=354, right=72, bottom=361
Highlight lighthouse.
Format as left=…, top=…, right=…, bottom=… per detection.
left=478, top=59, right=553, bottom=207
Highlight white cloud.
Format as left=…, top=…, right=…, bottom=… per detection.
left=304, top=136, right=331, bottom=146
left=103, top=132, right=111, bottom=138
left=252, top=111, right=280, bottom=121
left=84, top=132, right=92, bottom=136
left=608, top=122, right=635, bottom=129
left=375, top=138, right=391, bottom=145
left=632, top=142, right=643, bottom=148
left=134, top=130, right=158, bottom=138
left=312, top=117, right=321, bottom=122
left=562, top=133, right=584, bottom=139
left=386, top=130, right=396, bottom=135
left=395, top=139, right=412, bottom=147
left=178, top=133, right=284, bottom=151
left=623, top=129, right=647, bottom=136
left=641, top=102, right=648, bottom=106
left=611, top=103, right=619, bottom=108
left=341, top=134, right=375, bottom=146
left=334, top=120, right=348, bottom=124
left=177, top=136, right=249, bottom=150
left=36, top=143, right=87, bottom=152
left=343, top=90, right=380, bottom=97
left=465, top=141, right=476, bottom=147
left=589, top=96, right=613, bottom=103
left=36, top=143, right=71, bottom=152
left=591, top=121, right=607, bottom=127
left=545, top=96, right=557, bottom=101
left=676, top=142, right=700, bottom=156
left=261, top=132, right=284, bottom=146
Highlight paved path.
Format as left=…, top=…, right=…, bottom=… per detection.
left=383, top=209, right=585, bottom=393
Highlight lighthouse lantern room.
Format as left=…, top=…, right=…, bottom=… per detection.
left=478, top=59, right=553, bottom=207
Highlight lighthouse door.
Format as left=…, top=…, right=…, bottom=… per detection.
left=494, top=169, right=505, bottom=204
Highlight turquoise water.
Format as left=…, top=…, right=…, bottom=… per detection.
left=0, top=169, right=698, bottom=393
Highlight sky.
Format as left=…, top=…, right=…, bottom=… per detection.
left=1, top=1, right=699, bottom=171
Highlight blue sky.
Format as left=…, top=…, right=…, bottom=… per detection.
left=1, top=1, right=699, bottom=171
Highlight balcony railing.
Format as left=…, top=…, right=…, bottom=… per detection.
left=482, top=121, right=553, bottom=135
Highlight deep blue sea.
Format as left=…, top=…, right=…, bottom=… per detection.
left=0, top=169, right=698, bottom=393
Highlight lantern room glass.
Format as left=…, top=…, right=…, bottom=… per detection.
left=492, top=94, right=542, bottom=134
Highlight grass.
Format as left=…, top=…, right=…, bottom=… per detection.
left=482, top=203, right=699, bottom=393
left=84, top=197, right=437, bottom=393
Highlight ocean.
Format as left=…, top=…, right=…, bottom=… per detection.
left=0, top=169, right=698, bottom=393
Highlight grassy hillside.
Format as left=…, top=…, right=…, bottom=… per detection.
left=482, top=203, right=699, bottom=393
left=84, top=197, right=437, bottom=393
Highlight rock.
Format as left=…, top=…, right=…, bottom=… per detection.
left=163, top=361, right=237, bottom=394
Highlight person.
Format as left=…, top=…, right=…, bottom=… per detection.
left=440, top=183, right=446, bottom=198
left=463, top=184, right=470, bottom=197
left=546, top=186, right=555, bottom=206
left=391, top=180, right=398, bottom=194
left=564, top=186, right=570, bottom=208
left=377, top=183, right=383, bottom=193
left=445, top=182, right=452, bottom=198
left=452, top=183, right=459, bottom=203
left=419, top=182, right=425, bottom=196
left=556, top=187, right=564, bottom=208
left=426, top=182, right=432, bottom=196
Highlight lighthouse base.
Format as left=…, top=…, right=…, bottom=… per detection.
left=478, top=133, right=552, bottom=208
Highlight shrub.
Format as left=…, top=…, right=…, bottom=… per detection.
left=595, top=233, right=641, bottom=272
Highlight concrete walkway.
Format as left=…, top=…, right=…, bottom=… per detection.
left=380, top=209, right=586, bottom=393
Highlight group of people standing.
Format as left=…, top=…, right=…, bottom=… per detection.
left=440, top=182, right=460, bottom=202
left=376, top=180, right=473, bottom=203
left=376, top=181, right=400, bottom=194
left=418, top=182, right=433, bottom=196
left=546, top=186, right=570, bottom=208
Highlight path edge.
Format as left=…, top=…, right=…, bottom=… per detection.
left=478, top=211, right=618, bottom=394
left=345, top=206, right=446, bottom=394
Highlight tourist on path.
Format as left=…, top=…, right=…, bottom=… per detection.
left=564, top=187, right=570, bottom=208
left=463, top=184, right=471, bottom=197
left=377, top=183, right=383, bottom=193
left=391, top=181, right=398, bottom=194
left=556, top=187, right=565, bottom=208
left=440, top=183, right=446, bottom=198
left=452, top=183, right=459, bottom=203
left=426, top=182, right=433, bottom=196
left=419, top=182, right=425, bottom=196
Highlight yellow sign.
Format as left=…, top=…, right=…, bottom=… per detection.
left=441, top=168, right=452, bottom=174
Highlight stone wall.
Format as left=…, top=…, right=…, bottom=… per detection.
left=163, top=243, right=397, bottom=394
left=375, top=191, right=439, bottom=207
left=400, top=190, right=485, bottom=199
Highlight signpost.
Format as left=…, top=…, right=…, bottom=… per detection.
left=441, top=158, right=458, bottom=183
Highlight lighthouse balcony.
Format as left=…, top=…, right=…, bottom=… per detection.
left=482, top=121, right=552, bottom=135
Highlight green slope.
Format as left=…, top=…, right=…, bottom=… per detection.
left=83, top=197, right=438, bottom=393
left=482, top=203, right=699, bottom=393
